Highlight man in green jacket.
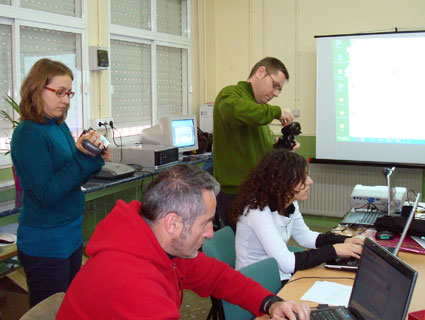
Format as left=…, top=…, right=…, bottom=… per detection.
left=213, top=57, right=297, bottom=230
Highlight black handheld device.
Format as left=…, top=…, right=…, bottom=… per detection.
left=82, top=139, right=106, bottom=155
left=274, top=122, right=302, bottom=150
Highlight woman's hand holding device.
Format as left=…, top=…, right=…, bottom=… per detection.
left=76, top=129, right=110, bottom=159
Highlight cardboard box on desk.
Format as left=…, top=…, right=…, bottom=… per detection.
left=408, top=310, right=425, bottom=320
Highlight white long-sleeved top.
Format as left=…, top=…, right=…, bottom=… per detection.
left=235, top=201, right=320, bottom=280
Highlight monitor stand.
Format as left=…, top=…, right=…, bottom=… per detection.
left=384, top=166, right=396, bottom=216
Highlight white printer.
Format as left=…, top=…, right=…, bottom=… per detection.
left=199, top=103, right=213, bottom=133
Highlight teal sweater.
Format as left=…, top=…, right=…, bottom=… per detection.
left=11, top=119, right=104, bottom=257
left=213, top=81, right=282, bottom=194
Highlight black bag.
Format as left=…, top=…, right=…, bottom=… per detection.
left=182, top=128, right=212, bottom=155
left=374, top=216, right=425, bottom=236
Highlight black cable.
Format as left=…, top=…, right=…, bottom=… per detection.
left=98, top=121, right=109, bottom=139
left=108, top=121, right=123, bottom=162
left=109, top=121, right=122, bottom=148
left=139, top=171, right=155, bottom=199
left=407, top=189, right=418, bottom=203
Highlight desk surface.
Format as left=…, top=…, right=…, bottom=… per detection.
left=0, top=156, right=209, bottom=220
left=0, top=244, right=17, bottom=262
left=256, top=251, right=425, bottom=319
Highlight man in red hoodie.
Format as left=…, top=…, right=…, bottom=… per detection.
left=57, top=164, right=310, bottom=320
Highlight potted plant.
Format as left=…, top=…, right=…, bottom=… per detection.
left=1, top=95, right=20, bottom=132
left=1, top=95, right=22, bottom=208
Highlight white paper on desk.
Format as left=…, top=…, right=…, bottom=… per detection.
left=300, top=281, right=352, bottom=307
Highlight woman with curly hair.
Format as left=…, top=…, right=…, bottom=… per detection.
left=231, top=149, right=364, bottom=283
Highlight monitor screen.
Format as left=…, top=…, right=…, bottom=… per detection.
left=349, top=238, right=417, bottom=320
left=141, top=115, right=199, bottom=153
left=315, top=31, right=425, bottom=165
left=171, top=118, right=197, bottom=149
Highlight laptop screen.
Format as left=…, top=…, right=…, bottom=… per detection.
left=348, top=238, right=417, bottom=320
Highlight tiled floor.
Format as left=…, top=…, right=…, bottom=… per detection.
left=180, top=290, right=212, bottom=319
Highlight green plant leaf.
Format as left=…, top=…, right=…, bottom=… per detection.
left=2, top=95, right=21, bottom=129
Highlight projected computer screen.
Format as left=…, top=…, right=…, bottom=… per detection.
left=316, top=31, right=425, bottom=165
left=171, top=118, right=196, bottom=148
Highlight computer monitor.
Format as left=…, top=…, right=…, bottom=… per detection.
left=141, top=115, right=199, bottom=153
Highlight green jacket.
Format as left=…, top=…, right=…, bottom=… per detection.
left=213, top=81, right=281, bottom=194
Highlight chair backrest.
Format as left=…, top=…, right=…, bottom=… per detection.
left=222, top=258, right=281, bottom=320
left=288, top=245, right=304, bottom=253
left=19, top=292, right=65, bottom=320
left=202, top=226, right=235, bottom=268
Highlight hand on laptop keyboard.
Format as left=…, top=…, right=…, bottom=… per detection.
left=333, top=239, right=363, bottom=260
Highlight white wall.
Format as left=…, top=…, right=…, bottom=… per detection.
left=195, top=0, right=425, bottom=135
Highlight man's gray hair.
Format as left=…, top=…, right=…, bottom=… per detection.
left=140, top=164, right=220, bottom=227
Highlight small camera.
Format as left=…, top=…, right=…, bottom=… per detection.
left=274, top=122, right=302, bottom=150
left=81, top=128, right=110, bottom=155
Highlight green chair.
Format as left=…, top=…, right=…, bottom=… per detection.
left=202, top=226, right=235, bottom=268
left=202, top=226, right=235, bottom=320
left=222, top=258, right=282, bottom=320
left=288, top=245, right=304, bottom=253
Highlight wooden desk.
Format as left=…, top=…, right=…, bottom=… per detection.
left=257, top=251, right=425, bottom=319
left=0, top=245, right=17, bottom=262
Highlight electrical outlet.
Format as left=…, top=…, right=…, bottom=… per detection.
left=90, top=118, right=114, bottom=129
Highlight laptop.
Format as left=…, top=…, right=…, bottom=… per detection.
left=310, top=237, right=417, bottom=320
left=411, top=235, right=425, bottom=250
left=325, top=193, right=420, bottom=271
left=340, top=208, right=386, bottom=227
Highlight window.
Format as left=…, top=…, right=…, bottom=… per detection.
left=157, top=0, right=185, bottom=36
left=0, top=23, right=12, bottom=152
left=109, top=0, right=191, bottom=136
left=0, top=1, right=88, bottom=163
left=157, top=45, right=184, bottom=117
left=110, top=39, right=151, bottom=129
left=110, top=0, right=150, bottom=30
left=20, top=26, right=83, bottom=134
left=20, top=0, right=82, bottom=18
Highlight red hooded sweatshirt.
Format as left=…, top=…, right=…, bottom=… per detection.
left=57, top=200, right=273, bottom=319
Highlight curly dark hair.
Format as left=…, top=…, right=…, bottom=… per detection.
left=229, top=149, right=307, bottom=225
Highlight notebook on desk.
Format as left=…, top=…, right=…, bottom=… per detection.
left=325, top=193, right=421, bottom=271
left=310, top=237, right=417, bottom=320
left=340, top=208, right=386, bottom=226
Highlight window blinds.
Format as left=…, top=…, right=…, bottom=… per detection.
left=0, top=24, right=12, bottom=133
left=111, top=39, right=152, bottom=127
left=20, top=0, right=80, bottom=18
left=157, top=0, right=183, bottom=36
left=111, top=0, right=151, bottom=30
left=157, top=45, right=183, bottom=118
left=20, top=26, right=82, bottom=134
left=109, top=0, right=189, bottom=130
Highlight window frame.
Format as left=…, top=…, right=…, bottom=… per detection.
left=0, top=1, right=90, bottom=165
left=108, top=0, right=192, bottom=137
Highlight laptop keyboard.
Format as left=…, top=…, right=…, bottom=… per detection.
left=358, top=210, right=385, bottom=224
left=346, top=258, right=359, bottom=267
left=311, top=307, right=353, bottom=320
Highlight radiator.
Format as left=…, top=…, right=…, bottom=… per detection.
left=299, top=163, right=423, bottom=217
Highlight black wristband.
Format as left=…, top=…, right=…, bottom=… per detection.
left=264, top=295, right=284, bottom=315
